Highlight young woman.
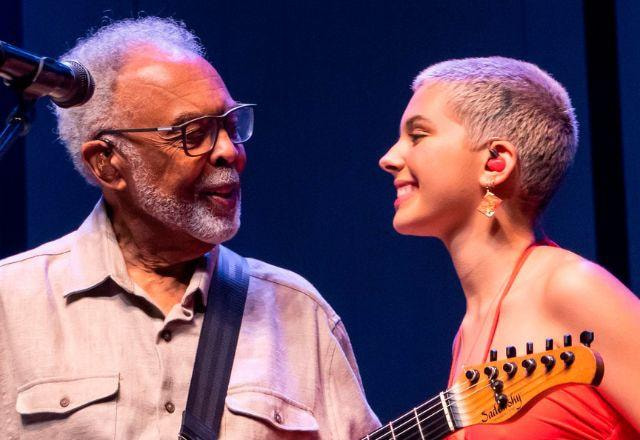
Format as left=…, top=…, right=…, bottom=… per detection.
left=379, top=57, right=640, bottom=438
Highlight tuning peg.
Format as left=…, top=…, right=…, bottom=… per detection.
left=506, top=346, right=516, bottom=358
left=495, top=393, right=508, bottom=408
left=490, top=379, right=504, bottom=393
left=560, top=351, right=575, bottom=366
left=465, top=369, right=480, bottom=384
left=545, top=338, right=554, bottom=350
left=484, top=366, right=499, bottom=380
left=489, top=349, right=497, bottom=362
left=580, top=330, right=594, bottom=347
left=541, top=355, right=556, bottom=370
left=522, top=358, right=537, bottom=375
left=563, top=334, right=572, bottom=347
left=503, top=362, right=518, bottom=378
left=526, top=342, right=533, bottom=354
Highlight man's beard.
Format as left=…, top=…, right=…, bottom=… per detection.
left=127, top=153, right=241, bottom=245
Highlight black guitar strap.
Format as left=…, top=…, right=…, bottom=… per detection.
left=179, top=246, right=249, bottom=440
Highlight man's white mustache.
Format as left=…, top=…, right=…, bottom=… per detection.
left=197, top=168, right=240, bottom=190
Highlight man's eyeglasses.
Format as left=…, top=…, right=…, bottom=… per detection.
left=95, top=103, right=256, bottom=157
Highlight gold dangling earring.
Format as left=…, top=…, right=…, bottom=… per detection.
left=477, top=183, right=502, bottom=218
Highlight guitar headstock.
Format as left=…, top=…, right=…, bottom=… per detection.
left=450, top=331, right=603, bottom=427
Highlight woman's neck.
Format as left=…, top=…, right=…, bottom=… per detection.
left=443, top=213, right=535, bottom=318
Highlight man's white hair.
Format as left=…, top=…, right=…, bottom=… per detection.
left=54, top=17, right=205, bottom=184
left=413, top=56, right=578, bottom=214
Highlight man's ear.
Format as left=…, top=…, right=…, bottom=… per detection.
left=82, top=140, right=126, bottom=190
left=479, top=139, right=517, bottom=188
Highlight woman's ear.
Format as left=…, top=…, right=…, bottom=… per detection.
left=479, top=139, right=517, bottom=188
left=82, top=139, right=126, bottom=190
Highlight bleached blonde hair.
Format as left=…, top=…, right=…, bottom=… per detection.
left=54, top=17, right=205, bottom=184
left=413, top=56, right=578, bottom=213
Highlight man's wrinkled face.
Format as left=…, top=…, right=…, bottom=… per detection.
left=113, top=46, right=246, bottom=244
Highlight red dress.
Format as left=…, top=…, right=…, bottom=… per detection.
left=447, top=244, right=639, bottom=439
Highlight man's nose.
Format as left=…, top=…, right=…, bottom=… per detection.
left=208, top=129, right=247, bottom=172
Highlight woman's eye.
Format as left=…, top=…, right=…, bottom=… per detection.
left=409, top=132, right=428, bottom=143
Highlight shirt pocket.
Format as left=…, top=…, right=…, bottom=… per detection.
left=224, top=388, right=319, bottom=439
left=16, top=374, right=119, bottom=439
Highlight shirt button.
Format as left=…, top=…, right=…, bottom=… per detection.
left=273, top=410, right=283, bottom=424
left=161, top=330, right=172, bottom=342
left=59, top=397, right=70, bottom=408
left=165, top=401, right=175, bottom=413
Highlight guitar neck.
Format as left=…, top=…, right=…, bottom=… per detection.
left=362, top=332, right=603, bottom=440
left=363, top=391, right=459, bottom=440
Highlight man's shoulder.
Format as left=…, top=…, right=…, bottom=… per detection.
left=245, top=256, right=340, bottom=325
left=0, top=231, right=75, bottom=273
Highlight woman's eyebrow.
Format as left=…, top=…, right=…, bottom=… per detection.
left=405, top=115, right=433, bottom=131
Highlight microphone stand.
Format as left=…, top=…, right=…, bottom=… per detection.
left=0, top=94, right=36, bottom=161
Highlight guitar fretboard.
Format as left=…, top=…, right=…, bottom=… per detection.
left=363, top=391, right=460, bottom=440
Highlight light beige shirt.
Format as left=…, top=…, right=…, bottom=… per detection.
left=0, top=201, right=379, bottom=439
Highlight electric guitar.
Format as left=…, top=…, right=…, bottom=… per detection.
left=362, top=331, right=603, bottom=440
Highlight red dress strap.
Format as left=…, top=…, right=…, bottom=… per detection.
left=449, top=240, right=552, bottom=385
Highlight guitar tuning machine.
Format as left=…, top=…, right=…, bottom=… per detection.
left=490, top=379, right=504, bottom=393
left=495, top=393, right=508, bottom=408
left=465, top=369, right=480, bottom=384
left=489, top=349, right=498, bottom=362
left=564, top=334, right=572, bottom=347
left=541, top=354, right=556, bottom=371
left=526, top=342, right=534, bottom=355
left=560, top=351, right=575, bottom=366
left=580, top=330, right=595, bottom=347
left=522, top=358, right=537, bottom=375
left=484, top=366, right=499, bottom=380
left=503, top=361, right=518, bottom=378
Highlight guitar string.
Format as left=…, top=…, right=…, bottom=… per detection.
left=365, top=382, right=470, bottom=439
left=369, top=374, right=493, bottom=435
left=367, top=381, right=482, bottom=440
left=372, top=367, right=567, bottom=440
left=367, top=382, right=487, bottom=440
left=368, top=379, right=491, bottom=440
left=399, top=370, right=558, bottom=439
left=368, top=364, right=570, bottom=440
left=370, top=357, right=537, bottom=439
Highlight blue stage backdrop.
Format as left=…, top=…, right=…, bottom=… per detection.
left=2, top=0, right=615, bottom=424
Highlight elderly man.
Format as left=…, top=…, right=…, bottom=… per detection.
left=0, top=17, right=378, bottom=439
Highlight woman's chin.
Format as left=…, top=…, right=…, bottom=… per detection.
left=392, top=216, right=433, bottom=237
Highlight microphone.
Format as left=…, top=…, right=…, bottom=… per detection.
left=0, top=40, right=94, bottom=108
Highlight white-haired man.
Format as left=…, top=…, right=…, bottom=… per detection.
left=0, top=18, right=379, bottom=439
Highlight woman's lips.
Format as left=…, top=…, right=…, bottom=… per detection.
left=394, top=182, right=418, bottom=209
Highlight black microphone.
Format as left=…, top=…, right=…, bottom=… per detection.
left=0, top=40, right=94, bottom=108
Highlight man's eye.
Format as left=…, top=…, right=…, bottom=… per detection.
left=184, top=130, right=207, bottom=147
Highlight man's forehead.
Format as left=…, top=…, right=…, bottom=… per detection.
left=114, top=45, right=232, bottom=125
left=119, top=46, right=223, bottom=88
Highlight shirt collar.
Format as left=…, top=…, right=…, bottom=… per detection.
left=63, top=198, right=216, bottom=307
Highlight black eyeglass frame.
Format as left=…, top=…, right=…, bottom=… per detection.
left=95, top=103, right=256, bottom=157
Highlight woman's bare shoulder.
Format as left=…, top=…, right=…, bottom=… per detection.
left=533, top=246, right=639, bottom=325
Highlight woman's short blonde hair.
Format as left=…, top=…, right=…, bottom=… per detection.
left=413, top=56, right=578, bottom=214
